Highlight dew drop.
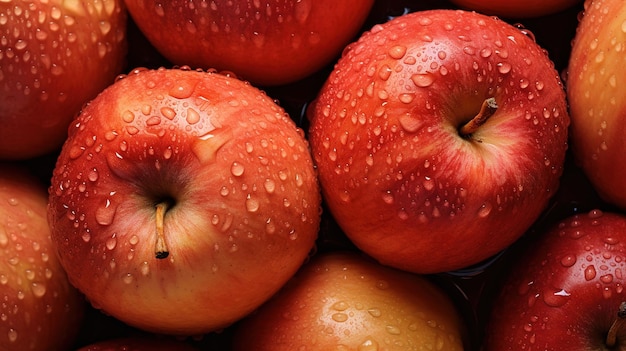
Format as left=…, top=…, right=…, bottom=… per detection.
left=585, top=265, right=597, bottom=281
left=169, top=82, right=195, bottom=99
left=122, top=110, right=135, bottom=123
left=368, top=308, right=382, bottom=317
left=95, top=199, right=116, bottom=226
left=388, top=45, right=407, bottom=59
left=231, top=162, right=245, bottom=176
left=245, top=195, right=259, bottom=213
left=31, top=283, right=46, bottom=298
left=7, top=329, right=17, bottom=343
left=411, top=73, right=435, bottom=88
left=332, top=313, right=348, bottom=322
left=477, top=202, right=492, bottom=218
left=560, top=254, right=577, bottom=267
left=543, top=288, right=570, bottom=307
left=186, top=108, right=201, bottom=125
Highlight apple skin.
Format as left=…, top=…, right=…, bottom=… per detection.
left=307, top=9, right=570, bottom=274
left=448, top=0, right=582, bottom=18
left=76, top=336, right=199, bottom=351
left=0, top=163, right=85, bottom=351
left=123, top=0, right=375, bottom=86
left=47, top=67, right=321, bottom=335
left=567, top=0, right=626, bottom=211
left=0, top=0, right=127, bottom=160
left=233, top=251, right=466, bottom=351
left=484, top=209, right=626, bottom=350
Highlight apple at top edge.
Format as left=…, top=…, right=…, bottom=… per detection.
left=308, top=9, right=570, bottom=274
left=47, top=67, right=321, bottom=336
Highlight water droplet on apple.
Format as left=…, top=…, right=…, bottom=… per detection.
left=245, top=195, right=260, bottom=213
left=357, top=338, right=379, bottom=351
left=560, top=254, right=577, bottom=267
left=30, top=282, right=46, bottom=298
left=386, top=324, right=401, bottom=335
left=7, top=329, right=17, bottom=343
left=122, top=273, right=133, bottom=284
left=331, top=313, right=348, bottom=323
left=293, top=0, right=311, bottom=24
left=477, top=202, right=493, bottom=218
left=585, top=265, right=597, bottom=280
left=169, top=81, right=196, bottom=99
left=95, top=199, right=116, bottom=226
left=543, top=288, right=570, bottom=307
left=411, top=73, right=434, bottom=88
left=497, top=62, right=512, bottom=74
left=367, top=308, right=381, bottom=318
left=388, top=45, right=407, bottom=59
left=231, top=162, right=245, bottom=177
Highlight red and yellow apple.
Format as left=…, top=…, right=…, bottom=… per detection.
left=484, top=209, right=626, bottom=350
left=307, top=9, right=570, bottom=274
left=47, top=67, right=321, bottom=335
left=123, top=0, right=375, bottom=86
left=567, top=0, right=626, bottom=211
left=0, top=0, right=127, bottom=160
left=0, top=163, right=85, bottom=351
left=233, top=251, right=467, bottom=350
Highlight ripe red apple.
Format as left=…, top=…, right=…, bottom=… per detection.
left=567, top=0, right=626, bottom=211
left=0, top=163, right=85, bottom=351
left=47, top=67, right=321, bottom=335
left=307, top=9, right=570, bottom=274
left=484, top=209, right=626, bottom=350
left=0, top=0, right=127, bottom=160
left=76, top=336, right=198, bottom=351
left=233, top=251, right=467, bottom=350
left=448, top=0, right=582, bottom=18
left=123, top=0, right=375, bottom=86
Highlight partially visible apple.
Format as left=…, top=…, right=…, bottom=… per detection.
left=123, top=0, right=375, bottom=86
left=448, top=0, right=582, bottom=18
left=233, top=251, right=467, bottom=350
left=307, top=9, right=570, bottom=274
left=0, top=163, right=85, bottom=351
left=484, top=209, right=626, bottom=350
left=76, top=336, right=198, bottom=351
left=47, top=67, right=321, bottom=335
left=0, top=0, right=127, bottom=160
left=567, top=0, right=626, bottom=211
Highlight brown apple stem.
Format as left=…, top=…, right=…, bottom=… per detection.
left=155, top=202, right=170, bottom=259
left=459, top=97, right=498, bottom=137
left=606, top=301, right=626, bottom=348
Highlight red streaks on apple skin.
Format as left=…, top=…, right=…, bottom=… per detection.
left=485, top=210, right=626, bottom=350
left=308, top=9, right=570, bottom=274
left=47, top=67, right=321, bottom=335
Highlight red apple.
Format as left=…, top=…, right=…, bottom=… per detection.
left=233, top=251, right=467, bottom=350
left=448, top=0, right=582, bottom=18
left=484, top=209, right=626, bottom=350
left=76, top=336, right=198, bottom=351
left=123, top=0, right=375, bottom=86
left=0, top=163, right=85, bottom=351
left=47, top=67, right=321, bottom=335
left=0, top=0, right=127, bottom=160
left=567, top=0, right=626, bottom=211
left=307, top=9, right=570, bottom=274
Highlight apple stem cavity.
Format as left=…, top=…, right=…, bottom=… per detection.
left=155, top=202, right=170, bottom=259
left=606, top=301, right=626, bottom=348
left=460, top=97, right=498, bottom=140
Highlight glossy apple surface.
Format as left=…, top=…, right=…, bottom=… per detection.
left=307, top=9, right=570, bottom=274
left=484, top=209, right=626, bottom=350
left=233, top=251, right=467, bottom=350
left=567, top=0, right=626, bottom=211
left=448, top=0, right=582, bottom=18
left=0, top=0, right=127, bottom=160
left=123, top=0, right=375, bottom=86
left=47, top=67, right=321, bottom=335
left=0, top=163, right=85, bottom=351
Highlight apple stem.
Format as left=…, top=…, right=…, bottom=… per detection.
left=459, top=97, right=498, bottom=138
left=606, top=301, right=626, bottom=348
left=155, top=202, right=170, bottom=259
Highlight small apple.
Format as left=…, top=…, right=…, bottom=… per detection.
left=448, top=0, right=582, bottom=18
left=566, top=0, right=626, bottom=211
left=76, top=336, right=198, bottom=351
left=0, top=0, right=127, bottom=160
left=484, top=209, right=626, bottom=350
left=233, top=251, right=467, bottom=350
left=47, top=67, right=321, bottom=335
left=307, top=9, right=570, bottom=274
left=0, top=163, right=85, bottom=351
left=123, top=0, right=375, bottom=86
